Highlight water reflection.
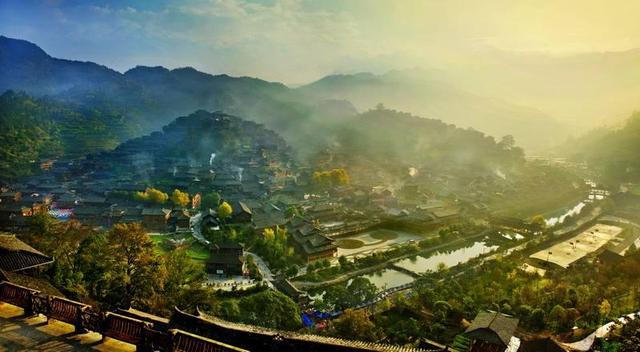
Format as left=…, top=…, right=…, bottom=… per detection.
left=394, top=241, right=498, bottom=275
left=359, top=269, right=414, bottom=291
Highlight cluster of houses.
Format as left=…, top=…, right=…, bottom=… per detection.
left=0, top=112, right=489, bottom=279
left=0, top=113, right=294, bottom=230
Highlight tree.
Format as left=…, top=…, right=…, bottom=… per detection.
left=499, top=135, right=516, bottom=150
left=201, top=192, right=221, bottom=210
left=599, top=299, right=612, bottom=322
left=530, top=215, right=547, bottom=231
left=218, top=300, right=241, bottom=320
left=161, top=249, right=207, bottom=314
left=134, top=187, right=168, bottom=204
left=312, top=168, right=350, bottom=188
left=218, top=201, right=233, bottom=221
left=25, top=213, right=89, bottom=296
left=529, top=308, right=546, bottom=330
left=238, top=290, right=302, bottom=330
left=548, top=305, right=567, bottom=332
left=104, top=223, right=165, bottom=309
left=170, top=189, right=190, bottom=208
left=347, top=277, right=378, bottom=306
left=338, top=255, right=349, bottom=269
left=334, top=309, right=380, bottom=342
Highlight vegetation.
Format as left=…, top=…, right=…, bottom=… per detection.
left=23, top=213, right=211, bottom=314
left=315, top=277, right=378, bottom=311
left=559, top=113, right=640, bottom=186
left=170, top=189, right=190, bottom=208
left=312, top=168, right=350, bottom=187
left=134, top=187, right=169, bottom=204
left=217, top=201, right=233, bottom=221
left=201, top=192, right=221, bottom=210
left=0, top=90, right=136, bottom=180
left=360, top=252, right=640, bottom=344
left=213, top=289, right=302, bottom=330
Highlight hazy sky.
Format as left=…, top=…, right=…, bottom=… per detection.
left=2, top=0, right=640, bottom=84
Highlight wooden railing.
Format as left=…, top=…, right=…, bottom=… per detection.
left=0, top=281, right=437, bottom=352
left=48, top=296, right=91, bottom=332
left=0, top=281, right=247, bottom=352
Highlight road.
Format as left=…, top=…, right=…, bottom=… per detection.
left=189, top=212, right=210, bottom=244
left=245, top=251, right=275, bottom=282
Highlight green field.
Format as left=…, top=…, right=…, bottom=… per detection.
left=150, top=234, right=210, bottom=263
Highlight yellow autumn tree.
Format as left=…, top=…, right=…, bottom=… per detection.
left=170, top=189, right=190, bottom=208
left=134, top=188, right=168, bottom=204
left=217, top=201, right=233, bottom=221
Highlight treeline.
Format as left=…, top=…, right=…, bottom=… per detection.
left=0, top=91, right=137, bottom=180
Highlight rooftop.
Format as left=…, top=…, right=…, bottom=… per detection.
left=0, top=234, right=53, bottom=272
left=465, top=311, right=519, bottom=348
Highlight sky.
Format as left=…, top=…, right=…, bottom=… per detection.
left=2, top=0, right=640, bottom=84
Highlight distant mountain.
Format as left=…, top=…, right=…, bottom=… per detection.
left=297, top=70, right=566, bottom=151
left=0, top=36, right=359, bottom=154
left=1, top=35, right=565, bottom=153
left=421, top=48, right=640, bottom=129
left=0, top=36, right=129, bottom=96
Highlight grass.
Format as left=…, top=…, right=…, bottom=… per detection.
left=492, top=188, right=584, bottom=219
left=337, top=239, right=366, bottom=249
left=150, top=234, right=210, bottom=263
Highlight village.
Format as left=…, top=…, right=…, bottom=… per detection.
left=2, top=111, right=640, bottom=351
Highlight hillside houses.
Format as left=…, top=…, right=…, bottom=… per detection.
left=0, top=112, right=296, bottom=231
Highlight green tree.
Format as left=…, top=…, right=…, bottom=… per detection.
left=161, top=249, right=207, bottom=313
left=238, top=290, right=301, bottom=330
left=347, top=277, right=378, bottom=306
left=201, top=192, right=221, bottom=210
left=334, top=309, right=379, bottom=342
left=548, top=305, right=567, bottom=332
left=530, top=215, right=547, bottom=231
left=530, top=308, right=546, bottom=330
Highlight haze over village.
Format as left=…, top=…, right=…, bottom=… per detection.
left=2, top=1, right=640, bottom=352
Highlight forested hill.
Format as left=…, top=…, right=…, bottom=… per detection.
left=561, top=112, right=640, bottom=185
left=0, top=91, right=137, bottom=181
left=317, top=107, right=525, bottom=173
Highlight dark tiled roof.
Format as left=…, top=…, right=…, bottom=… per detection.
left=0, top=234, right=53, bottom=272
left=0, top=270, right=63, bottom=296
left=519, top=337, right=567, bottom=352
left=465, top=311, right=518, bottom=347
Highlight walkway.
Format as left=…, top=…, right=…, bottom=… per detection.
left=245, top=252, right=274, bottom=282
left=562, top=311, right=640, bottom=351
left=189, top=212, right=210, bottom=244
left=0, top=303, right=134, bottom=351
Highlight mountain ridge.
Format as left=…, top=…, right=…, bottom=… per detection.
left=1, top=35, right=563, bottom=151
